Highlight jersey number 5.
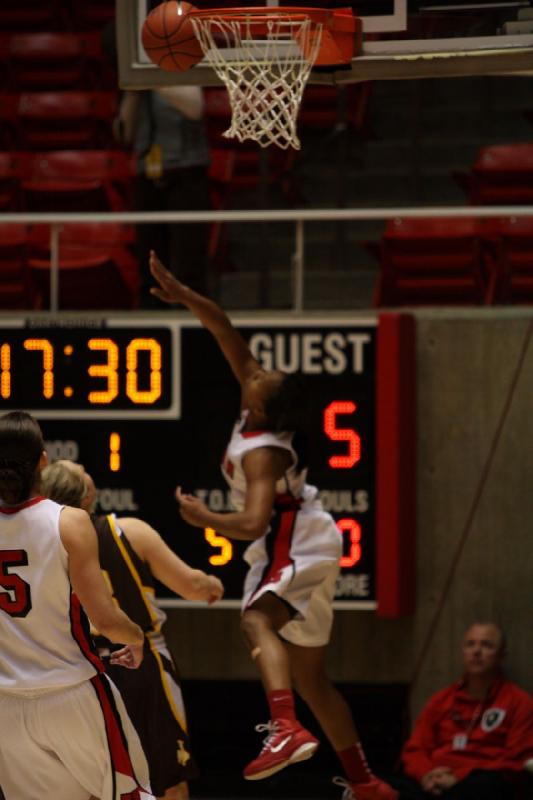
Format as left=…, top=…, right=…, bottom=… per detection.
left=0, top=550, right=32, bottom=617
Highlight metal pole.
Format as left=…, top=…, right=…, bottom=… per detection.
left=2, top=207, right=533, bottom=224
left=50, top=223, right=60, bottom=313
left=292, top=219, right=304, bottom=312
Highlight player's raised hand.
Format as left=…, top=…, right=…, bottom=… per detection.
left=149, top=250, right=189, bottom=304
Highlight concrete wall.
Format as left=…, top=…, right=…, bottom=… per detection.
left=163, top=309, right=533, bottom=720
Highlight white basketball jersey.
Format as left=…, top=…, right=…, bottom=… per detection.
left=221, top=410, right=317, bottom=511
left=0, top=496, right=102, bottom=693
left=221, top=412, right=342, bottom=570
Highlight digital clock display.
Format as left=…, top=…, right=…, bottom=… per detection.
left=2, top=316, right=379, bottom=609
left=0, top=320, right=178, bottom=419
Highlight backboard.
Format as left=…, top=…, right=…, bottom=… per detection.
left=117, top=0, right=533, bottom=86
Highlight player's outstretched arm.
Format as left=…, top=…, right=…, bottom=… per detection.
left=60, top=507, right=144, bottom=647
left=118, top=516, right=224, bottom=604
left=149, top=251, right=260, bottom=387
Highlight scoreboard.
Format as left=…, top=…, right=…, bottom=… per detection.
left=0, top=313, right=398, bottom=610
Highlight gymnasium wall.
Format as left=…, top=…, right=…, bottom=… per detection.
left=163, top=308, right=533, bottom=721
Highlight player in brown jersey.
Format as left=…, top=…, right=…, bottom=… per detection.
left=41, top=459, right=224, bottom=800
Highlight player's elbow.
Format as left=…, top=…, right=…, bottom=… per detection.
left=242, top=514, right=269, bottom=540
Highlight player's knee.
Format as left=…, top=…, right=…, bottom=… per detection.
left=240, top=609, right=270, bottom=645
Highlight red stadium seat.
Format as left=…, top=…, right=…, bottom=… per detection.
left=0, top=152, right=22, bottom=211
left=480, top=216, right=533, bottom=304
left=0, top=1, right=69, bottom=32
left=455, top=144, right=533, bottom=206
left=0, top=92, right=118, bottom=150
left=373, top=217, right=491, bottom=306
left=0, top=224, right=38, bottom=310
left=19, top=150, right=135, bottom=212
left=6, top=33, right=101, bottom=90
left=28, top=247, right=140, bottom=311
left=29, top=222, right=136, bottom=255
left=55, top=222, right=136, bottom=248
left=27, top=222, right=139, bottom=310
left=70, top=0, right=116, bottom=30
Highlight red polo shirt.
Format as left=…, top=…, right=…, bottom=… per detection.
left=402, top=677, right=533, bottom=782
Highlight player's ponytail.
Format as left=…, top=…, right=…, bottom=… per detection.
left=0, top=412, right=45, bottom=505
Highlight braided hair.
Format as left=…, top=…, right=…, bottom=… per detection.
left=0, top=411, right=45, bottom=505
left=263, top=372, right=309, bottom=470
left=263, top=372, right=309, bottom=433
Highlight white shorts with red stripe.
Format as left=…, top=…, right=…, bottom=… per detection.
left=242, top=499, right=342, bottom=647
left=0, top=674, right=154, bottom=800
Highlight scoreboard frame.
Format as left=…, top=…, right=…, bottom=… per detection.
left=0, top=312, right=416, bottom=616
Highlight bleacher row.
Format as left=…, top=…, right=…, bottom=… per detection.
left=0, top=222, right=139, bottom=310
left=0, top=0, right=115, bottom=32
left=0, top=3, right=532, bottom=309
left=372, top=215, right=533, bottom=307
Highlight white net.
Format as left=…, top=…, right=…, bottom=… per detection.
left=190, top=12, right=323, bottom=150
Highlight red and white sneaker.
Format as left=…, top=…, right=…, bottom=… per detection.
left=243, top=719, right=319, bottom=780
left=333, top=776, right=399, bottom=800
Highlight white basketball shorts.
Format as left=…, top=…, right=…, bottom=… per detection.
left=0, top=674, right=154, bottom=800
left=243, top=558, right=340, bottom=647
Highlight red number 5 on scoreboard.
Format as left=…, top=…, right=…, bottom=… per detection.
left=323, top=400, right=361, bottom=468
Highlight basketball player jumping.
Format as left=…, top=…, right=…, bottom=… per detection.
left=150, top=252, right=398, bottom=800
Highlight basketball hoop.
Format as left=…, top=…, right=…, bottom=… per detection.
left=189, top=7, right=358, bottom=150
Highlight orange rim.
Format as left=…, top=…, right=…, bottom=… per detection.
left=189, top=6, right=357, bottom=65
left=189, top=6, right=355, bottom=30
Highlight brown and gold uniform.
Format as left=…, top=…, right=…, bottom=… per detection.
left=92, top=513, right=198, bottom=796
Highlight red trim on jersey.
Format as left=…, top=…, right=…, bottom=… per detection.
left=91, top=673, right=143, bottom=793
left=241, top=430, right=268, bottom=438
left=247, top=499, right=300, bottom=606
left=274, top=492, right=301, bottom=510
left=69, top=591, right=104, bottom=673
left=221, top=454, right=234, bottom=478
left=266, top=508, right=297, bottom=581
left=0, top=496, right=45, bottom=514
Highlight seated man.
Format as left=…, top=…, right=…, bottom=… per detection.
left=393, top=622, right=533, bottom=800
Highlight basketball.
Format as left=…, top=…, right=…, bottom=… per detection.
left=141, top=1, right=204, bottom=72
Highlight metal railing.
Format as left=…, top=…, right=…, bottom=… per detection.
left=3, top=205, right=533, bottom=312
